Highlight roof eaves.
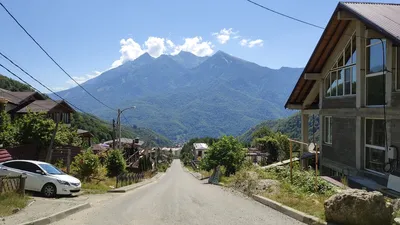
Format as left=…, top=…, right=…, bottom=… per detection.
left=284, top=4, right=342, bottom=109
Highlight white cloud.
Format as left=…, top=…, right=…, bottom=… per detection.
left=145, top=37, right=166, bottom=58
left=170, top=37, right=214, bottom=57
left=240, top=39, right=249, bottom=46
left=111, top=38, right=145, bottom=68
left=166, top=39, right=174, bottom=48
left=66, top=70, right=103, bottom=86
left=248, top=39, right=264, bottom=48
left=239, top=38, right=264, bottom=48
left=212, top=28, right=237, bottom=44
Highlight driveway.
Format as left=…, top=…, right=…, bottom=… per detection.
left=52, top=159, right=305, bottom=225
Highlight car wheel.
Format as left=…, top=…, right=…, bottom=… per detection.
left=41, top=183, right=57, bottom=198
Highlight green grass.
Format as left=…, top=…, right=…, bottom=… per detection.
left=81, top=177, right=116, bottom=194
left=263, top=182, right=328, bottom=221
left=396, top=210, right=400, bottom=218
left=0, top=192, right=30, bottom=217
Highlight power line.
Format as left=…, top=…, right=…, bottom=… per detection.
left=0, top=88, right=53, bottom=111
left=0, top=2, right=116, bottom=111
left=0, top=61, right=90, bottom=115
left=245, top=0, right=325, bottom=30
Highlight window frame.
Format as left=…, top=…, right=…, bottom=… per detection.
left=365, top=38, right=387, bottom=107
left=325, top=32, right=357, bottom=98
left=323, top=116, right=332, bottom=145
left=364, top=118, right=387, bottom=175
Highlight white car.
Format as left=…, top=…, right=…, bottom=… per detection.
left=0, top=160, right=81, bottom=197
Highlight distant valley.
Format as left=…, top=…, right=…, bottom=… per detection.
left=53, top=51, right=302, bottom=142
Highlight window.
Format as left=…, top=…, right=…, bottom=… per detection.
left=325, top=33, right=357, bottom=97
left=365, top=119, right=386, bottom=173
left=324, top=116, right=332, bottom=144
left=22, top=162, right=43, bottom=174
left=366, top=39, right=386, bottom=106
left=39, top=163, right=64, bottom=175
left=3, top=161, right=22, bottom=170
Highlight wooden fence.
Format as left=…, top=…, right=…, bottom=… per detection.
left=116, top=172, right=144, bottom=188
left=0, top=175, right=26, bottom=196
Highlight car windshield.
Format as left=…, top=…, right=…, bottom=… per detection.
left=39, top=163, right=64, bottom=175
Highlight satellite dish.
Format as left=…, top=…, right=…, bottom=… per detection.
left=308, top=143, right=316, bottom=152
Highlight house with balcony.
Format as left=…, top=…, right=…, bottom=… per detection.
left=285, top=2, right=400, bottom=192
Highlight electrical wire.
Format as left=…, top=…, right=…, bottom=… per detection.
left=245, top=0, right=325, bottom=30
left=0, top=61, right=90, bottom=115
left=0, top=2, right=116, bottom=112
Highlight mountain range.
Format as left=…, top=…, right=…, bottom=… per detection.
left=53, top=51, right=303, bottom=142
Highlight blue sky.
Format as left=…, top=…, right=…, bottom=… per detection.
left=0, top=0, right=393, bottom=92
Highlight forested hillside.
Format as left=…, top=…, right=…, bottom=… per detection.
left=0, top=74, right=172, bottom=147
left=239, top=112, right=320, bottom=144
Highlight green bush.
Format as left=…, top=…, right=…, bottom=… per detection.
left=71, top=150, right=101, bottom=181
left=157, top=162, right=169, bottom=172
left=266, top=162, right=335, bottom=195
left=105, top=149, right=126, bottom=177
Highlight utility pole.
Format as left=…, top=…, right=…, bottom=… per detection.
left=112, top=119, right=116, bottom=149
left=118, top=109, right=121, bottom=149
left=117, top=106, right=136, bottom=150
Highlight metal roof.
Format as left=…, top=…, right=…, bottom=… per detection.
left=0, top=88, right=43, bottom=104
left=285, top=2, right=400, bottom=108
left=193, top=143, right=208, bottom=150
left=342, top=2, right=400, bottom=43
left=17, top=99, right=75, bottom=113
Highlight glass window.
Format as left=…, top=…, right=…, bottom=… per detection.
left=345, top=68, right=351, bottom=95
left=325, top=76, right=331, bottom=97
left=365, top=147, right=385, bottom=173
left=367, top=39, right=386, bottom=74
left=366, top=75, right=385, bottom=106
left=2, top=161, right=22, bottom=170
left=366, top=119, right=385, bottom=147
left=325, top=32, right=356, bottom=98
left=345, top=43, right=352, bottom=66
left=351, top=35, right=357, bottom=64
left=39, top=163, right=64, bottom=175
left=23, top=162, right=42, bottom=174
left=352, top=66, right=357, bottom=94
left=331, top=71, right=338, bottom=97
left=338, top=70, right=344, bottom=96
left=324, top=117, right=332, bottom=144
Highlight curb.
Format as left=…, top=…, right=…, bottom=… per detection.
left=18, top=203, right=91, bottom=225
left=108, top=173, right=164, bottom=193
left=252, top=195, right=326, bottom=225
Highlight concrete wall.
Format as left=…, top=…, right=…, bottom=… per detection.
left=322, top=117, right=357, bottom=168
left=391, top=119, right=400, bottom=150
left=322, top=96, right=356, bottom=109
left=390, top=92, right=400, bottom=108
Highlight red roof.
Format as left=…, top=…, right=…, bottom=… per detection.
left=0, top=149, right=12, bottom=163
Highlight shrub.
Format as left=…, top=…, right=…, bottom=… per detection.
left=266, top=162, right=336, bottom=195
left=71, top=149, right=101, bottom=181
left=105, top=149, right=126, bottom=177
left=201, top=136, right=246, bottom=176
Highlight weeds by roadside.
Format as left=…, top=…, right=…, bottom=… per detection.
left=220, top=162, right=337, bottom=221
left=0, top=192, right=30, bottom=217
left=81, top=177, right=116, bottom=194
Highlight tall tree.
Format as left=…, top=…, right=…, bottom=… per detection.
left=201, top=136, right=246, bottom=176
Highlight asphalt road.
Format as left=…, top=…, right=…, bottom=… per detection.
left=53, top=160, right=305, bottom=225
